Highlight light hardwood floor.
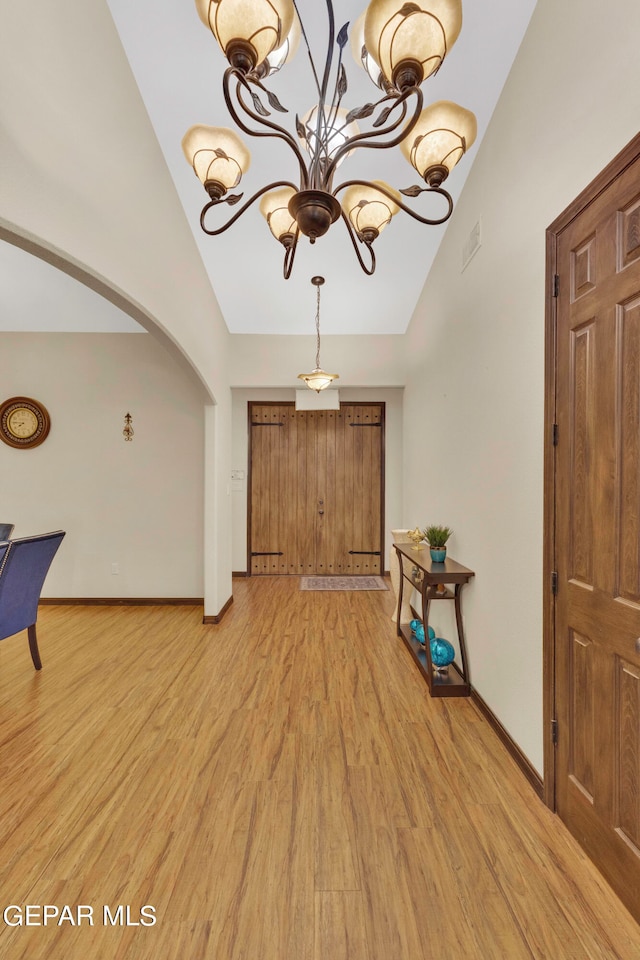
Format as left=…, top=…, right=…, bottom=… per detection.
left=0, top=577, right=638, bottom=959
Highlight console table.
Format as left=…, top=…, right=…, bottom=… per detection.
left=393, top=543, right=475, bottom=697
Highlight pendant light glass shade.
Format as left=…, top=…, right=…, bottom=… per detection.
left=182, top=125, right=251, bottom=196
left=341, top=180, right=400, bottom=239
left=298, top=369, right=339, bottom=393
left=299, top=106, right=360, bottom=167
left=400, top=100, right=476, bottom=185
left=260, top=186, right=298, bottom=241
left=195, top=0, right=295, bottom=71
left=364, top=0, right=462, bottom=89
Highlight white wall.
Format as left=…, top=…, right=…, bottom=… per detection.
left=1, top=0, right=232, bottom=614
left=230, top=335, right=407, bottom=388
left=401, top=0, right=640, bottom=773
left=231, top=388, right=404, bottom=574
left=1, top=333, right=206, bottom=598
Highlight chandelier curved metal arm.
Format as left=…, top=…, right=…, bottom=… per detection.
left=313, top=0, right=336, bottom=108
left=339, top=209, right=376, bottom=276
left=183, top=0, right=478, bottom=278
left=324, top=85, right=423, bottom=185
left=333, top=178, right=454, bottom=228
left=282, top=232, right=300, bottom=280
left=223, top=68, right=310, bottom=188
left=200, top=179, right=299, bottom=235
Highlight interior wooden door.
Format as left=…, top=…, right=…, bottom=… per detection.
left=249, top=403, right=384, bottom=576
left=551, top=141, right=640, bottom=921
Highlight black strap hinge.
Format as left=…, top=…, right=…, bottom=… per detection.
left=553, top=274, right=559, bottom=298
left=251, top=551, right=283, bottom=556
left=552, top=571, right=558, bottom=595
left=551, top=719, right=558, bottom=744
left=348, top=550, right=382, bottom=555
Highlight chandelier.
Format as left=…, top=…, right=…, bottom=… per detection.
left=182, top=0, right=477, bottom=278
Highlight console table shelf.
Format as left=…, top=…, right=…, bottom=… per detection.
left=393, top=543, right=475, bottom=698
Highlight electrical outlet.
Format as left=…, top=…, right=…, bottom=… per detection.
left=111, top=562, right=120, bottom=575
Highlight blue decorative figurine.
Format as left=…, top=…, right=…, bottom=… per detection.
left=430, top=637, right=455, bottom=673
left=409, top=621, right=436, bottom=647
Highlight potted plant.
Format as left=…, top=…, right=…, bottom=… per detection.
left=423, top=525, right=453, bottom=563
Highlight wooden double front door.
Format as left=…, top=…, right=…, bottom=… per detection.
left=548, top=134, right=640, bottom=921
left=248, top=403, right=384, bottom=576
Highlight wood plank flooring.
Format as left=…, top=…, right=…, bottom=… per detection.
left=0, top=577, right=638, bottom=959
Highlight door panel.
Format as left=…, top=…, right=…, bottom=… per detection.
left=314, top=408, right=340, bottom=575
left=554, top=151, right=640, bottom=921
left=249, top=403, right=384, bottom=575
left=568, top=320, right=596, bottom=586
left=249, top=405, right=301, bottom=574
left=336, top=405, right=383, bottom=574
left=618, top=296, right=640, bottom=601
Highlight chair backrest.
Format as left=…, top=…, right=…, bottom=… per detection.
left=0, top=531, right=66, bottom=642
left=0, top=523, right=14, bottom=540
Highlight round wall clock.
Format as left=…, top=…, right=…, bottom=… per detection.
left=0, top=397, right=51, bottom=449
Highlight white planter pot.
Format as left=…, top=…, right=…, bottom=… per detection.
left=389, top=529, right=413, bottom=624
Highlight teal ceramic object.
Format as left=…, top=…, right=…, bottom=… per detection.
left=430, top=548, right=446, bottom=562
left=430, top=637, right=455, bottom=668
left=409, top=621, right=436, bottom=647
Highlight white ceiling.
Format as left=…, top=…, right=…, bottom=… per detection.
left=2, top=1, right=537, bottom=337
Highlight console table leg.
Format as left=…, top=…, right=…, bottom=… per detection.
left=454, top=583, right=470, bottom=683
left=395, top=547, right=405, bottom=637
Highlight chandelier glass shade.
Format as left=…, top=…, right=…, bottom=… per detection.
left=298, top=105, right=361, bottom=168
left=262, top=11, right=301, bottom=76
left=183, top=0, right=476, bottom=277
left=181, top=125, right=251, bottom=197
left=350, top=11, right=385, bottom=89
left=259, top=185, right=298, bottom=242
left=341, top=180, right=400, bottom=240
left=195, top=0, right=296, bottom=72
left=364, top=0, right=463, bottom=89
left=400, top=99, right=477, bottom=186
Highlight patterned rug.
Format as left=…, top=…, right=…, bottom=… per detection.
left=300, top=576, right=388, bottom=591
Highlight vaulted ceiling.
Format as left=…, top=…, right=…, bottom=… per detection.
left=2, top=1, right=537, bottom=336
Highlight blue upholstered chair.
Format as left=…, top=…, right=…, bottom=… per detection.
left=0, top=523, right=14, bottom=540
left=0, top=530, right=65, bottom=670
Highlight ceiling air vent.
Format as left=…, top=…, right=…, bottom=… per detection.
left=462, top=218, right=482, bottom=271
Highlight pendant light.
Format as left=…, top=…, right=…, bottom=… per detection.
left=298, top=277, right=339, bottom=392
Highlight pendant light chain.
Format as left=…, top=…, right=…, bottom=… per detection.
left=315, top=282, right=322, bottom=370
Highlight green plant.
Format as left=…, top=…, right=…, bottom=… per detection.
left=423, top=525, right=453, bottom=548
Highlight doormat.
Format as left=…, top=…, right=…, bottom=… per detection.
left=300, top=576, right=388, bottom=591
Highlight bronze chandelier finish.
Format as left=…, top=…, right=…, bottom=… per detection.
left=188, top=0, right=471, bottom=278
